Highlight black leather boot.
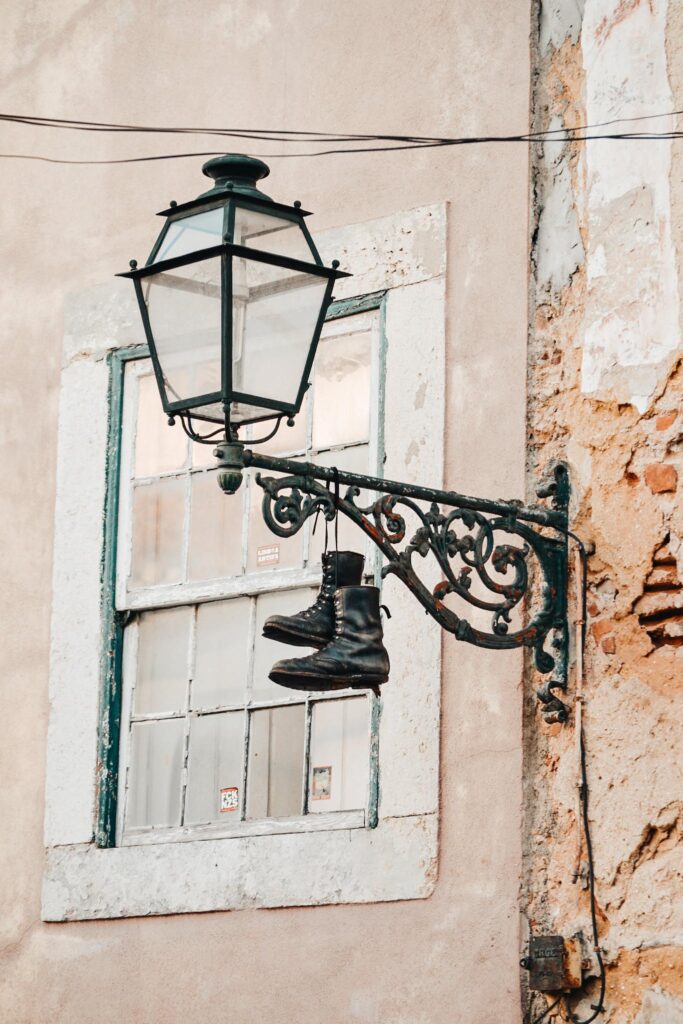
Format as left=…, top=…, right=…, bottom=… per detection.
left=262, top=551, right=364, bottom=648
left=268, top=585, right=390, bottom=692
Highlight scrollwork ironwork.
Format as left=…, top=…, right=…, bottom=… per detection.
left=252, top=461, right=570, bottom=719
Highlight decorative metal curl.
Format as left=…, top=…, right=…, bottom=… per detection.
left=242, top=451, right=571, bottom=722
left=252, top=463, right=570, bottom=714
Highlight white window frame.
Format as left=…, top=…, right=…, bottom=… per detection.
left=114, top=306, right=384, bottom=846
left=43, top=204, right=447, bottom=920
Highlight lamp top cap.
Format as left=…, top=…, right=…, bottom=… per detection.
left=199, top=153, right=272, bottom=201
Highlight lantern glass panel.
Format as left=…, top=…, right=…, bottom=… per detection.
left=155, top=206, right=225, bottom=262
left=144, top=256, right=222, bottom=408
left=233, top=207, right=314, bottom=262
left=231, top=254, right=327, bottom=411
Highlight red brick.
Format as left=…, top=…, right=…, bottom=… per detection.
left=656, top=411, right=677, bottom=431
left=601, top=636, right=616, bottom=654
left=592, top=619, right=613, bottom=640
left=644, top=463, right=678, bottom=494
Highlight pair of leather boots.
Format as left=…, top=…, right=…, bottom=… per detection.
left=264, top=551, right=390, bottom=693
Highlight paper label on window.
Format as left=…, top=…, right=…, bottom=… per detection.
left=220, top=787, right=239, bottom=812
left=311, top=766, right=332, bottom=801
left=257, top=544, right=279, bottom=566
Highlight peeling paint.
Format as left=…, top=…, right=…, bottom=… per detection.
left=527, top=3, right=683, bottom=1021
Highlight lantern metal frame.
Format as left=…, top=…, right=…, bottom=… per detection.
left=118, top=156, right=349, bottom=431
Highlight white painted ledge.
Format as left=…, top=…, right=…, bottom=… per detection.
left=43, top=814, right=436, bottom=921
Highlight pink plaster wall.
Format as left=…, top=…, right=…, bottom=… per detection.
left=0, top=3, right=531, bottom=1020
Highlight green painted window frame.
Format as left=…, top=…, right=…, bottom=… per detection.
left=95, top=290, right=387, bottom=848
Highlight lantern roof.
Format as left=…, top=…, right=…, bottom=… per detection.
left=154, top=154, right=313, bottom=221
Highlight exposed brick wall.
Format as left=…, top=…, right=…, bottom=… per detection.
left=525, top=2, right=683, bottom=1021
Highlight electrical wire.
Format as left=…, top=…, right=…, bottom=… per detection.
left=0, top=107, right=683, bottom=163
left=540, top=529, right=607, bottom=1024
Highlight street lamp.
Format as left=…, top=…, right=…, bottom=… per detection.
left=119, top=154, right=348, bottom=441
left=119, top=154, right=572, bottom=723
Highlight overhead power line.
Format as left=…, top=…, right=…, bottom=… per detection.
left=0, top=108, right=681, bottom=163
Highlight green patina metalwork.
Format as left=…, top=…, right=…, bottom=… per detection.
left=96, top=344, right=148, bottom=847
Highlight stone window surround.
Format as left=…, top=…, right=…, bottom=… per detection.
left=42, top=204, right=446, bottom=921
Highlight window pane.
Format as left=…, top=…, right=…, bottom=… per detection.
left=252, top=589, right=317, bottom=702
left=134, top=607, right=190, bottom=715
left=252, top=397, right=308, bottom=455
left=155, top=206, right=224, bottom=262
left=247, top=471, right=303, bottom=573
left=232, top=256, right=327, bottom=411
left=308, top=445, right=370, bottom=566
left=312, top=327, right=371, bottom=450
left=192, top=599, right=250, bottom=709
left=126, top=719, right=184, bottom=828
left=233, top=207, right=314, bottom=262
left=309, top=697, right=368, bottom=813
left=135, top=373, right=187, bottom=477
left=130, top=476, right=185, bottom=587
left=247, top=704, right=306, bottom=819
left=144, top=256, right=222, bottom=408
left=192, top=439, right=220, bottom=469
left=188, top=471, right=243, bottom=581
left=184, top=712, right=244, bottom=824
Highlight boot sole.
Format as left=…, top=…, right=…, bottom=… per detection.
left=268, top=669, right=388, bottom=691
left=262, top=626, right=326, bottom=649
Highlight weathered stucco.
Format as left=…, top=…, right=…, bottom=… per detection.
left=528, top=0, right=683, bottom=1020
left=0, top=2, right=531, bottom=1022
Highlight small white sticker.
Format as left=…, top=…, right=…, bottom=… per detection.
left=220, top=786, right=239, bottom=812
left=257, top=544, right=279, bottom=566
left=311, top=766, right=332, bottom=801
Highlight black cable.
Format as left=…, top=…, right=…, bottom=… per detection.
left=542, top=529, right=606, bottom=1024
left=1, top=107, right=683, bottom=163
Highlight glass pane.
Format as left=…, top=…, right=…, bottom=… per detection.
left=155, top=206, right=225, bottom=262
left=231, top=255, right=327, bottom=411
left=184, top=712, right=244, bottom=824
left=233, top=207, right=314, bottom=262
left=188, top=471, right=243, bottom=580
left=246, top=704, right=306, bottom=819
left=134, top=607, right=191, bottom=714
left=135, top=373, right=187, bottom=478
left=308, top=445, right=370, bottom=566
left=144, top=256, right=222, bottom=407
left=247, top=469, right=303, bottom=574
left=252, top=589, right=317, bottom=702
left=192, top=438, right=220, bottom=468
left=130, top=476, right=185, bottom=587
left=126, top=719, right=184, bottom=828
left=193, top=599, right=250, bottom=709
left=254, top=396, right=308, bottom=455
left=309, top=698, right=368, bottom=813
left=312, top=326, right=371, bottom=450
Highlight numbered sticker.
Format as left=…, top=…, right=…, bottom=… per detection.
left=257, top=544, right=279, bottom=566
left=220, top=786, right=239, bottom=812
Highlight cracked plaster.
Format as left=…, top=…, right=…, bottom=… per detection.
left=528, top=1, right=683, bottom=1021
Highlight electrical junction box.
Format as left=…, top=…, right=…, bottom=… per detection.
left=522, top=935, right=583, bottom=992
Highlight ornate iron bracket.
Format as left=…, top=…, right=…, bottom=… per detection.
left=215, top=443, right=571, bottom=723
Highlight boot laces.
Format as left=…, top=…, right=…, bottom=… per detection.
left=301, top=582, right=336, bottom=620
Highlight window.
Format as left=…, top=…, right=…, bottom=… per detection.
left=44, top=204, right=444, bottom=921
left=110, top=305, right=384, bottom=845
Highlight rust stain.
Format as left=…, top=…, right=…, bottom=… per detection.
left=595, top=0, right=654, bottom=47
